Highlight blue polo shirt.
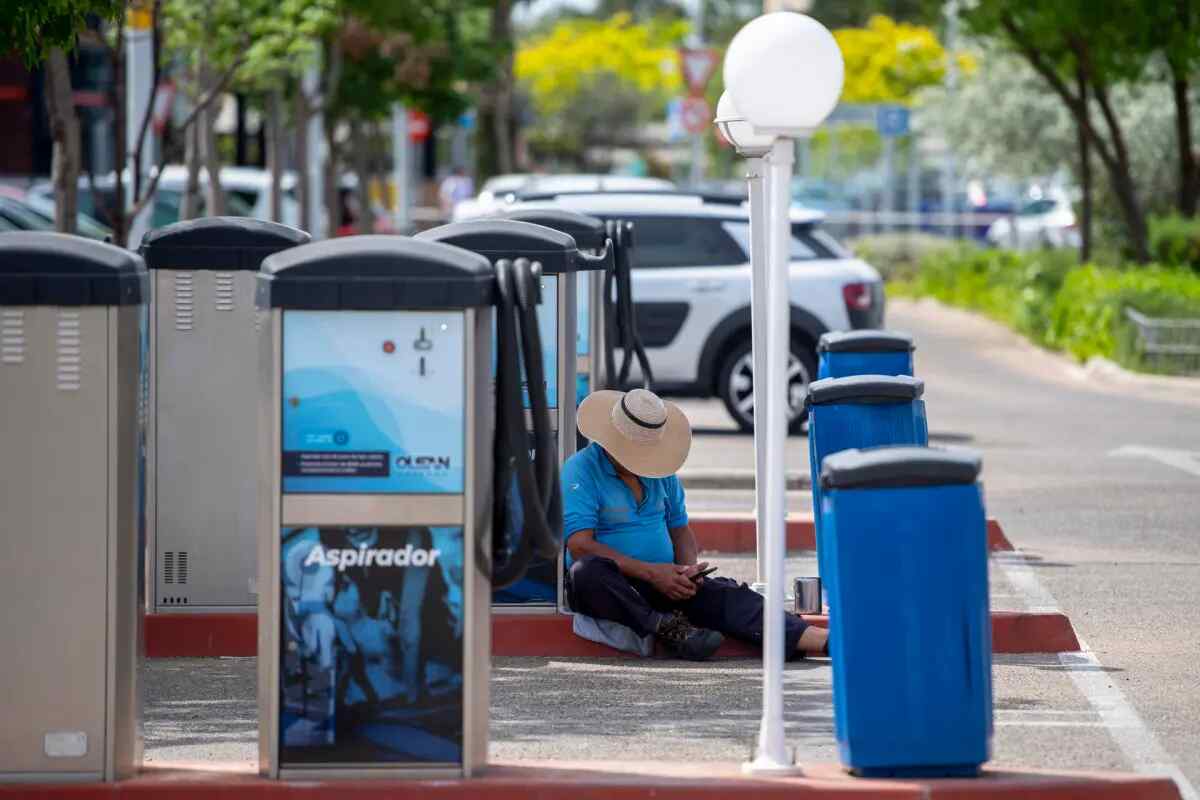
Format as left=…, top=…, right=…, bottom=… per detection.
left=562, top=442, right=688, bottom=566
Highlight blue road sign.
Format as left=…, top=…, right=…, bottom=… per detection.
left=876, top=105, right=910, bottom=138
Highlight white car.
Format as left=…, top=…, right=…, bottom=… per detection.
left=505, top=192, right=885, bottom=431
left=986, top=189, right=1080, bottom=250
left=453, top=173, right=677, bottom=222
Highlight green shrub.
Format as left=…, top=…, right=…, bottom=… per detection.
left=847, top=233, right=965, bottom=283
left=1149, top=215, right=1200, bottom=272
left=901, top=245, right=1200, bottom=374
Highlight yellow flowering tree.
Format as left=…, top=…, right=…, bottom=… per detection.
left=515, top=13, right=688, bottom=166
left=834, top=14, right=969, bottom=105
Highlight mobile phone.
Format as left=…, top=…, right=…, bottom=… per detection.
left=691, top=566, right=718, bottom=582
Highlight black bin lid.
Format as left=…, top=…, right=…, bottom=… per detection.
left=804, top=374, right=923, bottom=409
left=0, top=231, right=146, bottom=306
left=495, top=209, right=608, bottom=251
left=417, top=219, right=583, bottom=274
left=140, top=216, right=310, bottom=270
left=256, top=235, right=495, bottom=311
left=820, top=446, right=982, bottom=490
left=819, top=329, right=914, bottom=354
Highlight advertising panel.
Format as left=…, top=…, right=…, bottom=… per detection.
left=282, top=311, right=466, bottom=494
left=279, top=525, right=465, bottom=766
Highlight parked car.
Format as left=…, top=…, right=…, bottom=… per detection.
left=453, top=173, right=676, bottom=222
left=502, top=192, right=885, bottom=431
left=0, top=185, right=112, bottom=240
left=985, top=189, right=1079, bottom=250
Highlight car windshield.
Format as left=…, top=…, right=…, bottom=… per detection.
left=721, top=220, right=846, bottom=261
left=20, top=192, right=112, bottom=239
left=0, top=198, right=55, bottom=231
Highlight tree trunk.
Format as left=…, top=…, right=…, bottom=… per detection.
left=181, top=115, right=202, bottom=220
left=1076, top=67, right=1092, bottom=261
left=490, top=0, right=515, bottom=175
left=294, top=89, right=311, bottom=232
left=112, top=39, right=128, bottom=247
left=200, top=66, right=225, bottom=217
left=267, top=90, right=284, bottom=223
left=324, top=116, right=339, bottom=236
left=44, top=48, right=80, bottom=235
left=1170, top=66, right=1198, bottom=217
left=1087, top=69, right=1149, bottom=261
left=350, top=120, right=374, bottom=235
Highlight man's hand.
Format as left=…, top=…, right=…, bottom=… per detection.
left=683, top=561, right=710, bottom=584
left=645, top=563, right=699, bottom=600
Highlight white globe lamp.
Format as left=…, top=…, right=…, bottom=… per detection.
left=713, top=92, right=776, bottom=157
left=723, top=12, right=844, bottom=136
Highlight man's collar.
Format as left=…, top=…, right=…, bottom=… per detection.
left=593, top=442, right=620, bottom=477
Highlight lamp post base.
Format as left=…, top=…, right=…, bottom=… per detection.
left=742, top=751, right=804, bottom=776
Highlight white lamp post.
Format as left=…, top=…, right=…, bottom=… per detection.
left=714, top=92, right=774, bottom=595
left=723, top=11, right=843, bottom=775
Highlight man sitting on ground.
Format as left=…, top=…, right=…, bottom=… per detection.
left=563, top=388, right=829, bottom=661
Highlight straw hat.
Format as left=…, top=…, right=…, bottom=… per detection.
left=577, top=389, right=692, bottom=478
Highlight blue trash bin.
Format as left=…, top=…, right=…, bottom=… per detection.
left=817, top=330, right=914, bottom=379
left=805, top=375, right=928, bottom=585
left=820, top=446, right=992, bottom=778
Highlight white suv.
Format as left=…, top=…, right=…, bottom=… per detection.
left=507, top=192, right=885, bottom=431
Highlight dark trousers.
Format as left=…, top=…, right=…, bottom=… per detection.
left=567, top=556, right=809, bottom=657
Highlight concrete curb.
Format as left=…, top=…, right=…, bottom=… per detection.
left=688, top=514, right=1015, bottom=553
left=0, top=760, right=1181, bottom=799
left=679, top=469, right=810, bottom=491
left=144, top=607, right=1080, bottom=659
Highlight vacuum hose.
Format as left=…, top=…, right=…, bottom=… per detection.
left=487, top=257, right=564, bottom=588
left=603, top=220, right=654, bottom=390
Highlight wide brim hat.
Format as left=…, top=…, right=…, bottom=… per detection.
left=577, top=389, right=692, bottom=478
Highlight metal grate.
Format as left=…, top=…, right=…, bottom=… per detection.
left=214, top=272, right=236, bottom=312
left=55, top=311, right=82, bottom=391
left=178, top=551, right=188, bottom=584
left=1, top=309, right=25, bottom=364
left=163, top=552, right=175, bottom=584
left=254, top=309, right=265, bottom=333
left=163, top=551, right=189, bottom=585
left=1126, top=307, right=1200, bottom=374
left=174, top=272, right=195, bottom=331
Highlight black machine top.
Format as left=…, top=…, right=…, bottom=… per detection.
left=820, top=446, right=982, bottom=490
left=256, top=235, right=496, bottom=311
left=494, top=208, right=608, bottom=251
left=140, top=216, right=310, bottom=271
left=417, top=219, right=598, bottom=274
left=818, top=329, right=914, bottom=354
left=0, top=231, right=146, bottom=306
left=804, top=374, right=924, bottom=408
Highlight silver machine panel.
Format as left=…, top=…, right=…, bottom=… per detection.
left=0, top=305, right=142, bottom=782
left=150, top=270, right=261, bottom=611
left=258, top=307, right=493, bottom=780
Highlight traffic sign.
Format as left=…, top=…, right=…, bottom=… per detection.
left=679, top=47, right=720, bottom=96
left=681, top=96, right=712, bottom=135
left=408, top=110, right=431, bottom=143
left=876, top=105, right=910, bottom=138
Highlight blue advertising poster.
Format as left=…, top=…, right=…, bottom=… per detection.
left=282, top=311, right=465, bottom=494
left=279, top=525, right=464, bottom=766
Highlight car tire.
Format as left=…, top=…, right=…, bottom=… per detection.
left=716, top=338, right=817, bottom=434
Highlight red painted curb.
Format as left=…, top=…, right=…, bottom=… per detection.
left=0, top=761, right=1181, bottom=800
left=688, top=516, right=1014, bottom=553
left=145, top=612, right=257, bottom=658
left=145, top=609, right=1079, bottom=659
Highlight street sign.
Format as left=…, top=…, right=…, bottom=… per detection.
left=408, top=110, right=431, bottom=143
left=876, top=105, right=910, bottom=138
left=679, top=47, right=720, bottom=96
left=681, top=96, right=712, bottom=135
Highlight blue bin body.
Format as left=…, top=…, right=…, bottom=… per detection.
left=820, top=447, right=992, bottom=777
left=806, top=375, right=928, bottom=585
left=817, top=330, right=915, bottom=380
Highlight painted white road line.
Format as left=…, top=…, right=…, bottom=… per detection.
left=998, top=550, right=1198, bottom=800
left=1110, top=445, right=1200, bottom=478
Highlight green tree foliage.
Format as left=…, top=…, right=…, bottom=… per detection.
left=835, top=14, right=965, bottom=104
left=0, top=0, right=124, bottom=63
left=515, top=12, right=688, bottom=167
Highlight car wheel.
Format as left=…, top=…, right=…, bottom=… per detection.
left=716, top=339, right=817, bottom=434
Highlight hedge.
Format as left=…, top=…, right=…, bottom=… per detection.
left=889, top=247, right=1200, bottom=374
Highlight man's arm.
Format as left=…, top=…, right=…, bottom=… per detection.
left=669, top=524, right=700, bottom=567
left=568, top=530, right=698, bottom=600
